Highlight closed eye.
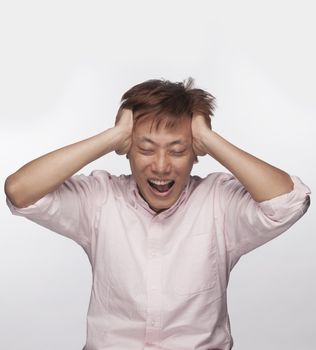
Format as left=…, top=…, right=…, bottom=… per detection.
left=138, top=148, right=154, bottom=155
left=137, top=147, right=187, bottom=156
left=170, top=150, right=186, bottom=156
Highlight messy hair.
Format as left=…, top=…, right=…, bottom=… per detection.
left=116, top=77, right=216, bottom=131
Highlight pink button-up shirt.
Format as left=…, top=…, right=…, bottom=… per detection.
left=6, top=170, right=311, bottom=350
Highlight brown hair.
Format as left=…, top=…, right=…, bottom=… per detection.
left=116, top=77, right=216, bottom=131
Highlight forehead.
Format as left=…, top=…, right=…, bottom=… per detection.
left=133, top=116, right=192, bottom=142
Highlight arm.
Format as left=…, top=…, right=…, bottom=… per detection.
left=4, top=109, right=133, bottom=208
left=191, top=114, right=294, bottom=202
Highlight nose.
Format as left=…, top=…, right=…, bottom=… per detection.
left=151, top=152, right=172, bottom=175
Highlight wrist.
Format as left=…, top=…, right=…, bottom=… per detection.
left=110, top=125, right=132, bottom=155
left=198, top=127, right=214, bottom=145
left=100, top=127, right=124, bottom=153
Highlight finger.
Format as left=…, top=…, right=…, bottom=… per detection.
left=115, top=107, right=124, bottom=126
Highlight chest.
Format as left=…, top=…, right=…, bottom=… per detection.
left=91, top=201, right=224, bottom=298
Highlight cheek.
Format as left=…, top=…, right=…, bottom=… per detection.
left=176, top=157, right=194, bottom=170
left=130, top=155, right=151, bottom=174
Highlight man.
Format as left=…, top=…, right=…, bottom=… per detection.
left=5, top=78, right=311, bottom=350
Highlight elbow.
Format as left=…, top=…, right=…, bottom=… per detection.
left=269, top=172, right=295, bottom=198
left=4, top=175, right=26, bottom=208
left=254, top=172, right=294, bottom=203
left=281, top=173, right=295, bottom=194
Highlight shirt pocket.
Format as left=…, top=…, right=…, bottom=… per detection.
left=169, top=233, right=218, bottom=296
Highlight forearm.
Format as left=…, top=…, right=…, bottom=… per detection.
left=5, top=127, right=123, bottom=208
left=200, top=130, right=294, bottom=202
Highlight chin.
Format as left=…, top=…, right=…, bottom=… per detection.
left=152, top=204, right=172, bottom=213
left=148, top=198, right=176, bottom=212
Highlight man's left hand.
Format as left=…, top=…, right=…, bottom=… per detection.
left=191, top=113, right=212, bottom=157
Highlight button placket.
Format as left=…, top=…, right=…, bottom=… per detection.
left=145, top=218, right=163, bottom=343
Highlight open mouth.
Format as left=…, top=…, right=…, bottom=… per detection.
left=147, top=179, right=175, bottom=193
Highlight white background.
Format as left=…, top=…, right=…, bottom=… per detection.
left=1, top=1, right=315, bottom=349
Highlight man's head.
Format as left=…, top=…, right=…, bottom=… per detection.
left=116, top=77, right=216, bottom=213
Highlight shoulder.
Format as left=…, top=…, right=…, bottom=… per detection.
left=88, top=169, right=132, bottom=196
left=189, top=172, right=247, bottom=202
left=185, top=172, right=239, bottom=204
left=190, top=172, right=236, bottom=190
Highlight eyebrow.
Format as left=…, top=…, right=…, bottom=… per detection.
left=139, top=137, right=187, bottom=146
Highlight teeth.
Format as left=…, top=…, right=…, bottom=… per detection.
left=149, top=179, right=174, bottom=185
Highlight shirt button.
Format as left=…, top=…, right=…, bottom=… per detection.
left=151, top=320, right=155, bottom=326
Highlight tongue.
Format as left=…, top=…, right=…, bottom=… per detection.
left=153, top=184, right=170, bottom=193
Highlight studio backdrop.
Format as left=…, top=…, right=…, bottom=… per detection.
left=1, top=1, right=315, bottom=349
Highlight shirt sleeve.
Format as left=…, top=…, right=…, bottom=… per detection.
left=6, top=169, right=110, bottom=249
left=217, top=173, right=311, bottom=262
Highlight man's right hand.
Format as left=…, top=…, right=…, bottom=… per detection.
left=114, top=108, right=134, bottom=155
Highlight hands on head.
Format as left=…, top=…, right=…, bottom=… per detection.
left=114, top=108, right=134, bottom=156
left=113, top=108, right=212, bottom=158
left=191, top=113, right=212, bottom=157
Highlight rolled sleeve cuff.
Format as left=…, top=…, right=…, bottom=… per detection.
left=6, top=191, right=57, bottom=218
